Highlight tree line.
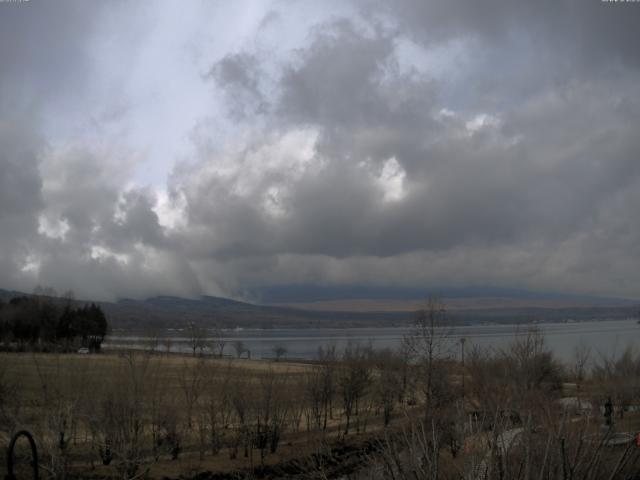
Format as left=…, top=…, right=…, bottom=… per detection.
left=0, top=289, right=108, bottom=352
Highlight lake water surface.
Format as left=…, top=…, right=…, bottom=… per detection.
left=105, top=319, right=640, bottom=364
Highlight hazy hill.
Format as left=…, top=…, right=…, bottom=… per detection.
left=105, top=294, right=407, bottom=330
left=244, top=285, right=636, bottom=305
left=1, top=287, right=638, bottom=331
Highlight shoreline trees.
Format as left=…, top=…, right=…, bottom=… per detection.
left=0, top=293, right=108, bottom=352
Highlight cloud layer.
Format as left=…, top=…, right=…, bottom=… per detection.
left=1, top=0, right=640, bottom=300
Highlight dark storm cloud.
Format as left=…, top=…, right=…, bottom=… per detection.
left=200, top=15, right=638, bottom=258
left=0, top=119, right=43, bottom=291
left=278, top=20, right=397, bottom=126
left=0, top=1, right=105, bottom=110
left=36, top=143, right=200, bottom=299
left=209, top=52, right=270, bottom=119
left=0, top=0, right=103, bottom=292
left=0, top=1, right=204, bottom=299
left=360, top=0, right=640, bottom=67
left=1, top=0, right=640, bottom=299
left=192, top=4, right=640, bottom=297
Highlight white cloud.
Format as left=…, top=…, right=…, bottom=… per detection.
left=90, top=246, right=130, bottom=265
left=377, top=157, right=406, bottom=202
left=465, top=113, right=500, bottom=134
left=20, top=254, right=41, bottom=276
left=38, top=215, right=70, bottom=240
left=153, top=188, right=187, bottom=230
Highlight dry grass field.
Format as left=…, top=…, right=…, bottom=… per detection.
left=0, top=350, right=407, bottom=478
left=3, top=324, right=640, bottom=479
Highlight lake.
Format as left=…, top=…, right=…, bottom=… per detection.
left=105, top=318, right=640, bottom=364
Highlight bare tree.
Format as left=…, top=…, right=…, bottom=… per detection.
left=146, top=356, right=169, bottom=461
left=272, top=344, right=287, bottom=361
left=373, top=349, right=401, bottom=427
left=178, top=357, right=206, bottom=429
left=0, top=354, right=23, bottom=437
left=572, top=341, right=592, bottom=382
left=203, top=361, right=233, bottom=455
left=506, top=326, right=563, bottom=400
left=396, top=338, right=414, bottom=404
left=187, top=321, right=207, bottom=357
left=304, top=368, right=325, bottom=430
left=233, top=340, right=246, bottom=359
left=97, top=352, right=152, bottom=479
left=288, top=376, right=306, bottom=433
left=143, top=328, right=161, bottom=353
left=317, top=344, right=337, bottom=429
left=229, top=376, right=250, bottom=460
left=251, top=369, right=291, bottom=464
left=211, top=325, right=227, bottom=358
left=592, top=346, right=640, bottom=420
left=339, top=342, right=372, bottom=435
left=163, top=336, right=172, bottom=355
left=407, top=297, right=452, bottom=412
left=31, top=353, right=96, bottom=478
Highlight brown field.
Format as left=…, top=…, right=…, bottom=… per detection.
left=0, top=352, right=312, bottom=401
left=0, top=350, right=411, bottom=479
left=2, top=324, right=640, bottom=480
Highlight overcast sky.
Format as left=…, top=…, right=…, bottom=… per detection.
left=1, top=0, right=640, bottom=301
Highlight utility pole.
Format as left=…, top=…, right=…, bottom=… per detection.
left=460, top=337, right=466, bottom=405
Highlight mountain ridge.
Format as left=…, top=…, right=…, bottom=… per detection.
left=2, top=286, right=639, bottom=330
